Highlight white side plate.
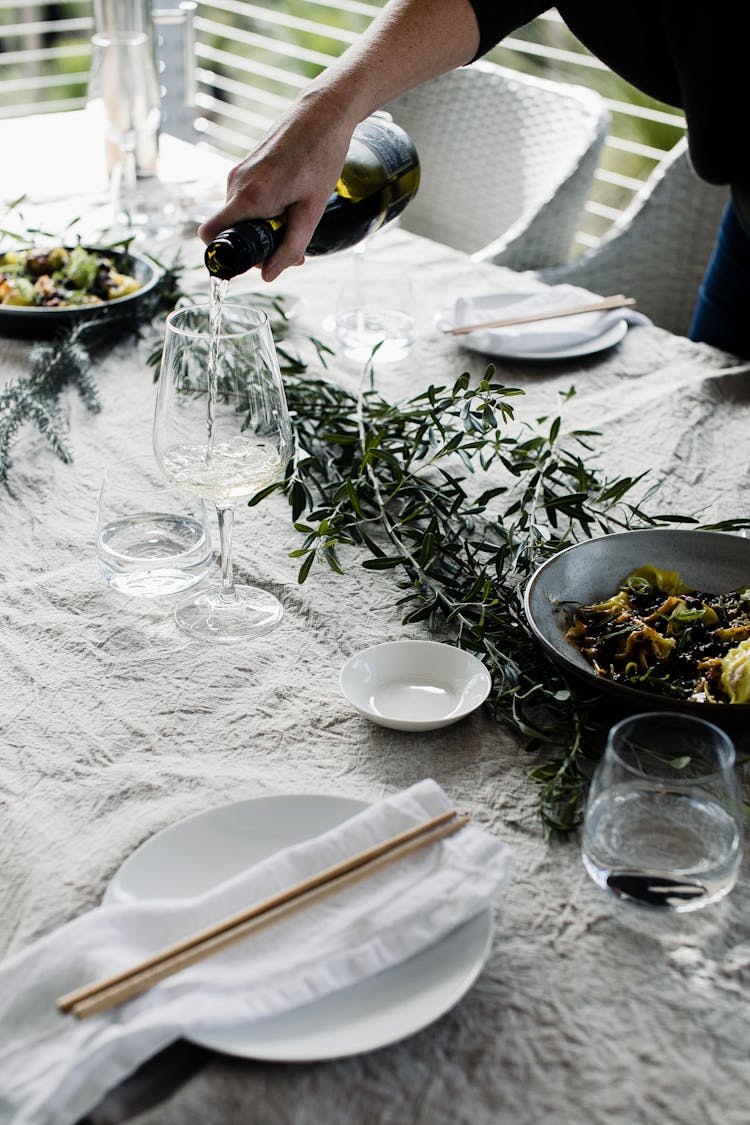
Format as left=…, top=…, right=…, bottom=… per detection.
left=438, top=290, right=629, bottom=359
left=104, top=793, right=494, bottom=1061
left=497, top=318, right=628, bottom=360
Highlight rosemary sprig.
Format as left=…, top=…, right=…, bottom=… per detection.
left=0, top=250, right=182, bottom=482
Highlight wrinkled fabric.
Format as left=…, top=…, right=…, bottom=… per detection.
left=1, top=229, right=749, bottom=1125
left=0, top=780, right=513, bottom=1125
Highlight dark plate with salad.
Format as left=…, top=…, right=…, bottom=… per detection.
left=523, top=528, right=750, bottom=718
left=0, top=243, right=161, bottom=338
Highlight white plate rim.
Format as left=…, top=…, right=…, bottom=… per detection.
left=439, top=290, right=629, bottom=359
left=104, top=793, right=494, bottom=1061
left=498, top=318, right=628, bottom=360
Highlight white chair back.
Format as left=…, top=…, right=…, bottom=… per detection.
left=536, top=137, right=730, bottom=335
left=384, top=60, right=610, bottom=270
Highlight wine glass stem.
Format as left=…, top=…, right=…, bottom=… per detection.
left=112, top=134, right=137, bottom=228
left=216, top=504, right=237, bottom=603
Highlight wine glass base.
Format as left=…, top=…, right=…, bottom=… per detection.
left=174, top=583, right=283, bottom=642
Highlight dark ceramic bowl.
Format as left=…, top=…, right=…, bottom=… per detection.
left=0, top=245, right=162, bottom=339
left=523, top=528, right=750, bottom=724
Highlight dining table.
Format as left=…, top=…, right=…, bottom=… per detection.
left=1, top=110, right=750, bottom=1125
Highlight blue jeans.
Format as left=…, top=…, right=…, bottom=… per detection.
left=689, top=201, right=750, bottom=357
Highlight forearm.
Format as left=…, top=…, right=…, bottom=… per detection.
left=197, top=0, right=484, bottom=278
left=298, top=0, right=482, bottom=129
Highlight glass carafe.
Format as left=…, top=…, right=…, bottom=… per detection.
left=87, top=0, right=161, bottom=228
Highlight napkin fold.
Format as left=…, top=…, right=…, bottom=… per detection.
left=440, top=284, right=651, bottom=354
left=0, top=780, right=514, bottom=1125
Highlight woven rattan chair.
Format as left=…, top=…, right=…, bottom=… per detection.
left=383, top=59, right=610, bottom=270
left=535, top=137, right=730, bottom=335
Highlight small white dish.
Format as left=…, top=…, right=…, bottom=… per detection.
left=340, top=640, right=492, bottom=731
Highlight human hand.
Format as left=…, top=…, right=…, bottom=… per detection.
left=197, top=96, right=357, bottom=282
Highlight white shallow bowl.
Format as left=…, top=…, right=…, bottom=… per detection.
left=340, top=640, right=492, bottom=731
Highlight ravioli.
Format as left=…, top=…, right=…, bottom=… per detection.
left=565, top=566, right=750, bottom=704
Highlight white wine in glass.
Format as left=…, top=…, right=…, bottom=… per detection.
left=154, top=302, right=293, bottom=641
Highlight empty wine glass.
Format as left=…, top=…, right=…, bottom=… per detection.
left=333, top=244, right=416, bottom=367
left=153, top=302, right=293, bottom=641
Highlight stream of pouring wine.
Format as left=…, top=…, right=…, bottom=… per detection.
left=207, top=276, right=229, bottom=463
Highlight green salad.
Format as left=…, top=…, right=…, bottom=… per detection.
left=0, top=245, right=141, bottom=309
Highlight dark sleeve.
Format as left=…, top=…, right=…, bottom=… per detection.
left=465, top=1, right=551, bottom=60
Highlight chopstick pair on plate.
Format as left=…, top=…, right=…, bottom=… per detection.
left=446, top=294, right=636, bottom=336
left=57, top=807, right=470, bottom=1020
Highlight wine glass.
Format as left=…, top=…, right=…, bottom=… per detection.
left=153, top=302, right=293, bottom=641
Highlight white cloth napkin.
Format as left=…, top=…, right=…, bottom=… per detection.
left=438, top=284, right=651, bottom=354
left=0, top=779, right=514, bottom=1125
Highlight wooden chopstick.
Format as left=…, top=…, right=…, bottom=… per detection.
left=447, top=294, right=636, bottom=335
left=57, top=807, right=470, bottom=1020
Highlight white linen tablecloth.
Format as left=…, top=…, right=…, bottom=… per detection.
left=1, top=221, right=749, bottom=1125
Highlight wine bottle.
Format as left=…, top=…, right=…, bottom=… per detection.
left=204, top=113, right=420, bottom=280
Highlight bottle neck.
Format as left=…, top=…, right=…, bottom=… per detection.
left=93, top=0, right=152, bottom=36
left=205, top=217, right=286, bottom=279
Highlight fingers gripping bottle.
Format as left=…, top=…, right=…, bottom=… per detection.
left=204, top=113, right=420, bottom=280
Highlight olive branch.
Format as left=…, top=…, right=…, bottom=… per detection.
left=4, top=257, right=746, bottom=833
left=250, top=351, right=750, bottom=835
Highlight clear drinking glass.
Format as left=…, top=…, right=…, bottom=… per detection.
left=581, top=711, right=743, bottom=912
left=96, top=453, right=213, bottom=597
left=153, top=2, right=197, bottom=141
left=333, top=247, right=416, bottom=366
left=153, top=302, right=293, bottom=642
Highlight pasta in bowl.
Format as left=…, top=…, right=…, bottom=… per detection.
left=523, top=528, right=750, bottom=717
